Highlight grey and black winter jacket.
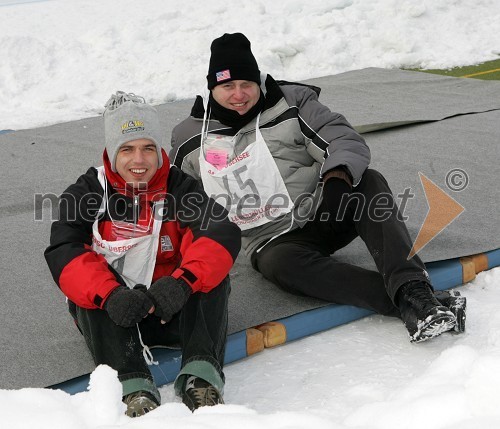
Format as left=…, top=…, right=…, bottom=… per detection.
left=170, top=74, right=370, bottom=257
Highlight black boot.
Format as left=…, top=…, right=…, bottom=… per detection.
left=396, top=281, right=456, bottom=343
left=434, top=290, right=466, bottom=333
left=181, top=376, right=224, bottom=412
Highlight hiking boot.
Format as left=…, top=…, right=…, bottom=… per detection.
left=397, top=281, right=456, bottom=343
left=123, top=390, right=159, bottom=417
left=181, top=376, right=224, bottom=412
left=434, top=289, right=467, bottom=333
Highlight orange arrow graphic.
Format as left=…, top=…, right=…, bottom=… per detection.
left=408, top=173, right=465, bottom=259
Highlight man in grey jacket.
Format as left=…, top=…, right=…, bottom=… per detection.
left=170, top=32, right=466, bottom=343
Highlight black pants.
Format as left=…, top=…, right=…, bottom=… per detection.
left=70, top=276, right=230, bottom=396
left=253, top=169, right=429, bottom=316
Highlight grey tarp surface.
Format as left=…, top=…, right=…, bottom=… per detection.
left=310, top=67, right=500, bottom=133
left=1, top=68, right=499, bottom=390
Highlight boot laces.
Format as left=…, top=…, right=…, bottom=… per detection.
left=404, top=282, right=441, bottom=314
left=123, top=391, right=158, bottom=417
left=189, top=384, right=221, bottom=407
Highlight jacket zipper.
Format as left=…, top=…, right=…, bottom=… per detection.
left=133, top=195, right=139, bottom=236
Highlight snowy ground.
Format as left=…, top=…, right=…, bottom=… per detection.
left=2, top=0, right=500, bottom=427
left=3, top=268, right=500, bottom=428
left=0, top=0, right=499, bottom=130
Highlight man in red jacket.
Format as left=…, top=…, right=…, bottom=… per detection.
left=45, top=92, right=241, bottom=417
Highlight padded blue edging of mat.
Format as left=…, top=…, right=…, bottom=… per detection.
left=51, top=250, right=500, bottom=395
left=280, top=305, right=373, bottom=343
left=426, top=259, right=463, bottom=291
left=486, top=249, right=500, bottom=269
left=0, top=129, right=14, bottom=135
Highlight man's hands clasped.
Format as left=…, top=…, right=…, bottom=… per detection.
left=104, top=277, right=192, bottom=327
left=104, top=284, right=154, bottom=328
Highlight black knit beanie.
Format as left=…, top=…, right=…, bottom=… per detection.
left=207, top=33, right=261, bottom=89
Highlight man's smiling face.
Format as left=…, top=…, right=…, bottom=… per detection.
left=115, top=138, right=159, bottom=188
left=211, top=80, right=260, bottom=115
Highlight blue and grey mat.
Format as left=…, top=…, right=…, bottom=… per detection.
left=1, top=68, right=499, bottom=392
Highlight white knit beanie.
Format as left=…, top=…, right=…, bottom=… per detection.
left=103, top=91, right=163, bottom=172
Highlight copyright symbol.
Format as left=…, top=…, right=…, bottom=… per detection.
left=446, top=168, right=468, bottom=192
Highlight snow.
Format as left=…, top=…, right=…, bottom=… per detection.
left=3, top=268, right=500, bottom=428
left=2, top=0, right=500, bottom=427
left=1, top=0, right=499, bottom=130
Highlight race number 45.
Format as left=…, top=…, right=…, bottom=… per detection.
left=221, top=165, right=260, bottom=207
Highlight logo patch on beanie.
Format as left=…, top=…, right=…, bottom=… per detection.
left=216, top=69, right=231, bottom=82
left=121, top=120, right=145, bottom=134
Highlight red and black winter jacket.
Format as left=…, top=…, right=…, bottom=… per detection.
left=44, top=149, right=241, bottom=309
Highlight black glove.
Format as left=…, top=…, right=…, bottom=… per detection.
left=104, top=285, right=154, bottom=328
left=323, top=177, right=352, bottom=221
left=146, top=276, right=192, bottom=324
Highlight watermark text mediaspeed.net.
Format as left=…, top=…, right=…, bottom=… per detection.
left=34, top=169, right=467, bottom=258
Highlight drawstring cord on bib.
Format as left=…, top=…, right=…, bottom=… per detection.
left=136, top=324, right=158, bottom=366
left=200, top=89, right=212, bottom=143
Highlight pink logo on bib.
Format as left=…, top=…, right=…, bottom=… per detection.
left=206, top=149, right=229, bottom=170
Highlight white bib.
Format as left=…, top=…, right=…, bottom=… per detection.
left=199, top=110, right=293, bottom=231
left=92, top=166, right=163, bottom=289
